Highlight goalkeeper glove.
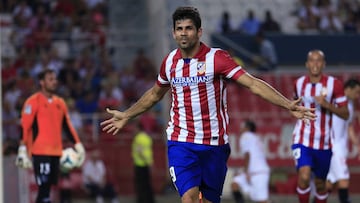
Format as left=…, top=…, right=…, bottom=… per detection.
left=74, top=143, right=86, bottom=167
left=15, top=145, right=32, bottom=169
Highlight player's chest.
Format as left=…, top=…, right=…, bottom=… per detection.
left=37, top=100, right=64, bottom=119
left=300, top=83, right=332, bottom=104
left=168, top=60, right=215, bottom=87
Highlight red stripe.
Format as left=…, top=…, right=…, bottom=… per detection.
left=198, top=55, right=211, bottom=145
left=213, top=70, right=224, bottom=145
left=309, top=85, right=316, bottom=148
left=170, top=56, right=180, bottom=141
left=219, top=83, right=226, bottom=145
left=299, top=77, right=308, bottom=145
left=320, top=76, right=329, bottom=149
left=319, top=76, right=328, bottom=149
left=183, top=62, right=195, bottom=143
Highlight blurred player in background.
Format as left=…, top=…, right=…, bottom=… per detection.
left=82, top=150, right=119, bottom=203
left=101, top=6, right=316, bottom=203
left=291, top=50, right=349, bottom=203
left=231, top=120, right=270, bottom=203
left=16, top=69, right=86, bottom=203
left=132, top=121, right=156, bottom=203
left=327, top=78, right=360, bottom=203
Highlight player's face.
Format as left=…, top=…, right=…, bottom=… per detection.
left=348, top=85, right=360, bottom=100
left=41, top=72, right=58, bottom=93
left=172, top=19, right=202, bottom=52
left=306, top=51, right=325, bottom=77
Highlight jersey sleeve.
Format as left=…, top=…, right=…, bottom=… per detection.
left=214, top=50, right=246, bottom=80
left=156, top=56, right=170, bottom=87
left=333, top=79, right=347, bottom=107
left=21, top=97, right=37, bottom=146
left=61, top=98, right=81, bottom=144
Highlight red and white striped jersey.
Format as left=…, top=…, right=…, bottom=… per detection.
left=156, top=43, right=245, bottom=146
left=292, top=74, right=347, bottom=150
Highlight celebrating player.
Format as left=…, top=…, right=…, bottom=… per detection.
left=16, top=69, right=86, bottom=203
left=101, top=6, right=316, bottom=203
left=291, top=50, right=349, bottom=203
left=327, top=78, right=360, bottom=203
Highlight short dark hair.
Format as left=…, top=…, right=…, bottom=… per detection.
left=38, top=69, right=55, bottom=81
left=244, top=120, right=256, bottom=132
left=344, top=78, right=360, bottom=89
left=172, top=6, right=201, bottom=30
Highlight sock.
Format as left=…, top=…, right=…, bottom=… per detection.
left=232, top=191, right=244, bottom=203
left=338, top=188, right=351, bottom=203
left=297, top=186, right=311, bottom=203
left=314, top=191, right=328, bottom=203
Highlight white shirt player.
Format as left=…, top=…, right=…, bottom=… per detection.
left=234, top=130, right=270, bottom=202
left=332, top=100, right=354, bottom=157
left=157, top=43, right=245, bottom=146
left=239, top=131, right=269, bottom=174
left=292, top=75, right=347, bottom=150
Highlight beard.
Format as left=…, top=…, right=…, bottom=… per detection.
left=44, top=85, right=57, bottom=94
left=178, top=39, right=197, bottom=52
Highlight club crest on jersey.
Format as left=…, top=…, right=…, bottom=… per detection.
left=24, top=104, right=32, bottom=114
left=197, top=62, right=206, bottom=75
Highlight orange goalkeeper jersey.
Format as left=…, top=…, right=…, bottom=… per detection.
left=21, top=92, right=81, bottom=156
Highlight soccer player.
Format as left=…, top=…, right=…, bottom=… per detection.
left=327, top=78, right=360, bottom=203
left=101, top=6, right=316, bottom=203
left=16, top=69, right=86, bottom=203
left=291, top=50, right=349, bottom=203
left=231, top=120, right=270, bottom=203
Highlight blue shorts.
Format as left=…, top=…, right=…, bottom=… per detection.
left=167, top=141, right=230, bottom=203
left=291, top=144, right=332, bottom=180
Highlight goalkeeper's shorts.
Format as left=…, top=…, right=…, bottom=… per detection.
left=33, top=155, right=60, bottom=185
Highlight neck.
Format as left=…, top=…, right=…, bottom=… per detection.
left=180, top=42, right=201, bottom=58
left=41, top=90, right=52, bottom=98
left=309, top=75, right=321, bottom=83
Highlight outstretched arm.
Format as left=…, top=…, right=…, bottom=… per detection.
left=101, top=83, right=169, bottom=135
left=236, top=73, right=316, bottom=120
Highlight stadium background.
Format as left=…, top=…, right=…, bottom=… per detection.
left=2, top=0, right=360, bottom=202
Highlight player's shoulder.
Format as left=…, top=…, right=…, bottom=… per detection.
left=51, top=95, right=66, bottom=107
left=212, top=48, right=229, bottom=56
left=329, top=75, right=343, bottom=83
left=25, top=92, right=42, bottom=103
left=240, top=131, right=255, bottom=140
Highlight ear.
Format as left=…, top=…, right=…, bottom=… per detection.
left=172, top=30, right=176, bottom=40
left=197, top=27, right=203, bottom=38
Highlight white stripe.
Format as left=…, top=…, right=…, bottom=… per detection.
left=335, top=96, right=347, bottom=103
left=157, top=75, right=168, bottom=84
left=165, top=49, right=177, bottom=81
left=189, top=59, right=205, bottom=144
left=226, top=66, right=242, bottom=78
left=205, top=50, right=220, bottom=145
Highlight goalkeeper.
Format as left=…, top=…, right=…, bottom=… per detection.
left=16, top=69, right=86, bottom=203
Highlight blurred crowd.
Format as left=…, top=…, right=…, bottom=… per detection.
left=296, top=0, right=360, bottom=33
left=3, top=0, right=360, bottom=155
left=1, top=0, right=163, bottom=155
left=217, top=0, right=360, bottom=35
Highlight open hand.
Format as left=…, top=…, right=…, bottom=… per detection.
left=289, top=97, right=317, bottom=122
left=100, top=108, right=129, bottom=135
